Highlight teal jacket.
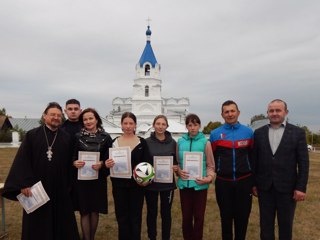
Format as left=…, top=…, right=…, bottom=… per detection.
left=177, top=132, right=210, bottom=191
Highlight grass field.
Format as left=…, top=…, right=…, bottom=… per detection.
left=1, top=147, right=319, bottom=240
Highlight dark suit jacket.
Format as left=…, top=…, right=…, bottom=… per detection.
left=252, top=123, right=309, bottom=193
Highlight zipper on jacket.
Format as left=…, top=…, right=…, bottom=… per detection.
left=232, top=126, right=236, bottom=180
left=187, top=137, right=193, bottom=188
left=217, top=156, right=221, bottom=172
left=246, top=155, right=251, bottom=170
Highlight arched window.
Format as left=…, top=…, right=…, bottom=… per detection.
left=145, top=64, right=150, bottom=76
left=145, top=86, right=149, bottom=97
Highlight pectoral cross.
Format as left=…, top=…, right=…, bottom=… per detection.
left=47, top=147, right=53, bottom=161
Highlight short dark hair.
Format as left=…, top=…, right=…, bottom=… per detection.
left=221, top=100, right=239, bottom=113
left=79, top=108, right=103, bottom=129
left=43, top=102, right=62, bottom=114
left=121, top=112, right=137, bottom=124
left=66, top=99, right=80, bottom=106
left=185, top=113, right=201, bottom=125
left=269, top=99, right=288, bottom=111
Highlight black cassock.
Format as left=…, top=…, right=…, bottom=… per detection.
left=3, top=125, right=80, bottom=240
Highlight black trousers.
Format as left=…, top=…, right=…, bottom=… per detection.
left=112, top=186, right=145, bottom=240
left=258, top=186, right=296, bottom=240
left=215, top=176, right=253, bottom=240
left=145, top=190, right=174, bottom=240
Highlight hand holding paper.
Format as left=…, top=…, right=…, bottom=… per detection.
left=17, top=181, right=50, bottom=214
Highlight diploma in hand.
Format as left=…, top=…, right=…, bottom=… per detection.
left=109, top=147, right=132, bottom=178
left=153, top=156, right=173, bottom=183
left=77, top=151, right=100, bottom=180
left=183, top=152, right=203, bottom=180
left=17, top=181, right=50, bottom=214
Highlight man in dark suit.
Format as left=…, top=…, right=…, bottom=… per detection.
left=252, top=99, right=309, bottom=240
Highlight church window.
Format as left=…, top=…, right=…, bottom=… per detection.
left=145, top=86, right=149, bottom=97
left=145, top=64, right=150, bottom=76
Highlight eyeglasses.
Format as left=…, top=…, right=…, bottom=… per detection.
left=47, top=113, right=62, bottom=118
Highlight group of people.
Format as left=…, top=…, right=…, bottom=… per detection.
left=2, top=98, right=309, bottom=240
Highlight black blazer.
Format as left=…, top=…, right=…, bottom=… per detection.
left=252, top=123, right=309, bottom=193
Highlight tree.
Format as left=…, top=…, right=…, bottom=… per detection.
left=0, top=107, right=6, bottom=116
left=296, top=124, right=320, bottom=145
left=250, top=114, right=267, bottom=124
left=202, top=121, right=222, bottom=134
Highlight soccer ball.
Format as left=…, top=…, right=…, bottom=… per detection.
left=133, top=162, right=155, bottom=186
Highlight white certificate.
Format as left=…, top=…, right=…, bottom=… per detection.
left=153, top=156, right=173, bottom=183
left=109, top=147, right=132, bottom=179
left=17, top=181, right=50, bottom=214
left=78, top=151, right=100, bottom=180
left=183, top=152, right=203, bottom=180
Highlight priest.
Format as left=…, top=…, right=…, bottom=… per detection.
left=3, top=102, right=80, bottom=240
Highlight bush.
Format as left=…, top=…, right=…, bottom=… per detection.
left=0, top=130, right=12, bottom=142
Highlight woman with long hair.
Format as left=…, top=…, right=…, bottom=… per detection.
left=105, top=112, right=151, bottom=240
left=72, top=108, right=112, bottom=240
left=145, top=115, right=178, bottom=240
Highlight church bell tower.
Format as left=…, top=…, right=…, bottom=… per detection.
left=131, top=25, right=162, bottom=122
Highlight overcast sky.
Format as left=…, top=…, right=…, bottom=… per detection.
left=1, top=0, right=319, bottom=132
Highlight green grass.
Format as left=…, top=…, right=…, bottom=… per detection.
left=1, top=148, right=319, bottom=239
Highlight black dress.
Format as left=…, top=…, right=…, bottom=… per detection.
left=72, top=129, right=112, bottom=214
left=3, top=126, right=80, bottom=240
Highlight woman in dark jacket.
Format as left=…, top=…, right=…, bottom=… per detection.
left=72, top=108, right=112, bottom=240
left=145, top=115, right=178, bottom=240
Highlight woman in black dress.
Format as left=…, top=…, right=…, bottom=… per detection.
left=72, top=108, right=112, bottom=240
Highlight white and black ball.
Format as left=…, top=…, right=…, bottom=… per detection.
left=133, top=162, right=155, bottom=186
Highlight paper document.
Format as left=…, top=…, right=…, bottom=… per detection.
left=78, top=151, right=100, bottom=180
left=183, top=152, right=203, bottom=180
left=153, top=156, right=173, bottom=183
left=109, top=146, right=132, bottom=178
left=17, top=181, right=50, bottom=214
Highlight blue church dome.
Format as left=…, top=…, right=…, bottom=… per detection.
left=138, top=25, right=158, bottom=68
left=146, top=26, right=152, bottom=36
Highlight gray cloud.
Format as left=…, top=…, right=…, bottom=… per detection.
left=1, top=0, right=319, bottom=132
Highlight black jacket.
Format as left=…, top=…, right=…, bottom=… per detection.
left=145, top=131, right=177, bottom=191
left=73, top=130, right=113, bottom=177
left=252, top=123, right=309, bottom=193
left=110, top=136, right=151, bottom=188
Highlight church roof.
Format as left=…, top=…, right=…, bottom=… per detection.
left=9, top=118, right=40, bottom=131
left=138, top=25, right=158, bottom=67
left=101, top=118, right=123, bottom=134
left=167, top=120, right=188, bottom=133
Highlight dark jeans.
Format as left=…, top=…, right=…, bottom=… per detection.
left=145, top=190, right=174, bottom=240
left=215, top=176, right=253, bottom=240
left=179, top=188, right=208, bottom=240
left=258, top=186, right=296, bottom=240
left=112, top=186, right=145, bottom=240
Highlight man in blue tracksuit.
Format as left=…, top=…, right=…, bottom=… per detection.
left=210, top=100, right=254, bottom=240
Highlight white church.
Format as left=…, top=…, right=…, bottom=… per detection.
left=103, top=25, right=189, bottom=139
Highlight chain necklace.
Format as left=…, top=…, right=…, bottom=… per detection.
left=43, top=126, right=58, bottom=161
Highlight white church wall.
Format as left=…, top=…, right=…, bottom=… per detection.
left=106, top=25, right=189, bottom=135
